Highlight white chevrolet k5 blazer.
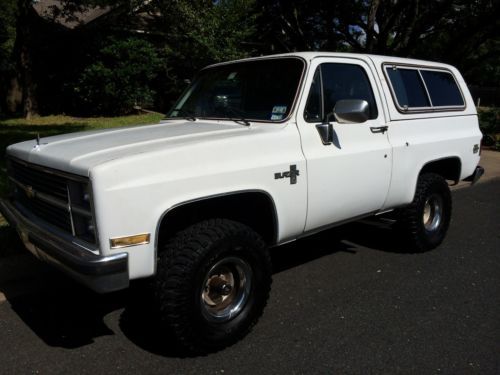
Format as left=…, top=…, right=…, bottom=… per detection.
left=0, top=52, right=484, bottom=352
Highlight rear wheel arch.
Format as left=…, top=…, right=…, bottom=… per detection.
left=419, top=156, right=462, bottom=184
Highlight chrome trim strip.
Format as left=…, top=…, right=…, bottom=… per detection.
left=417, top=69, right=433, bottom=107
left=66, top=184, right=77, bottom=236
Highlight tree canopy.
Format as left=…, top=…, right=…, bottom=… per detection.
left=0, top=0, right=499, bottom=117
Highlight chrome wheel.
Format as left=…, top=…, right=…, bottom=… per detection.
left=422, top=193, right=443, bottom=232
left=200, top=256, right=252, bottom=323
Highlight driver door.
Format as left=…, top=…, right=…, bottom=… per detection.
left=296, top=57, right=392, bottom=232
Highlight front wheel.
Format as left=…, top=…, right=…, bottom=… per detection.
left=154, top=219, right=272, bottom=353
left=395, top=173, right=452, bottom=252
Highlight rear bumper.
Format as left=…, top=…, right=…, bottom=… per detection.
left=464, top=166, right=485, bottom=185
left=0, top=198, right=129, bottom=293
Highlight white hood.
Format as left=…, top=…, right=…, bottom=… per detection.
left=6, top=120, right=249, bottom=176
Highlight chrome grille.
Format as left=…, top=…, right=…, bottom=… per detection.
left=7, top=158, right=96, bottom=244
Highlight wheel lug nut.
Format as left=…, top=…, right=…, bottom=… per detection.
left=219, top=284, right=232, bottom=295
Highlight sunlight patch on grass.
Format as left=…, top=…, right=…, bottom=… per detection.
left=0, top=112, right=164, bottom=129
left=0, top=112, right=164, bottom=199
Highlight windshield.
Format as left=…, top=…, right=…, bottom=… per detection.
left=168, top=57, right=304, bottom=122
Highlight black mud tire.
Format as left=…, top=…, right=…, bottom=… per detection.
left=153, top=218, right=272, bottom=353
left=395, top=173, right=452, bottom=252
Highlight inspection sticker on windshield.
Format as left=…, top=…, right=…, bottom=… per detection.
left=271, top=105, right=287, bottom=120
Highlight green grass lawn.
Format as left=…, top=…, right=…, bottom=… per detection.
left=0, top=112, right=164, bottom=204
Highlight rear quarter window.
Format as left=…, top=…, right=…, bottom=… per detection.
left=420, top=70, right=464, bottom=107
left=386, top=68, right=430, bottom=108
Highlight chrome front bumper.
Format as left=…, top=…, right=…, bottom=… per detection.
left=0, top=198, right=129, bottom=293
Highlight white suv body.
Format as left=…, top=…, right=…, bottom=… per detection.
left=1, top=52, right=483, bottom=351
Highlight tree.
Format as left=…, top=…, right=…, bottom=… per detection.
left=2, top=0, right=499, bottom=117
left=13, top=0, right=38, bottom=118
left=73, top=37, right=163, bottom=115
left=7, top=0, right=259, bottom=115
left=142, top=0, right=259, bottom=105
left=256, top=0, right=500, bottom=86
left=0, top=0, right=20, bottom=114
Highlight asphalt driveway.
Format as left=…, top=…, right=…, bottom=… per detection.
left=0, top=178, right=498, bottom=374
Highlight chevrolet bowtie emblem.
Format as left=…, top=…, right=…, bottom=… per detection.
left=25, top=185, right=35, bottom=199
left=274, top=165, right=300, bottom=184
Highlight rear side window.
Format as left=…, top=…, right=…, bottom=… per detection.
left=386, top=68, right=430, bottom=108
left=385, top=65, right=465, bottom=112
left=420, top=70, right=464, bottom=106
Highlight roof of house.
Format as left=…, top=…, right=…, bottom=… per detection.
left=32, top=0, right=112, bottom=29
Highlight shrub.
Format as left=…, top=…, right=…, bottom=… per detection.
left=73, top=38, right=162, bottom=115
left=478, top=107, right=500, bottom=149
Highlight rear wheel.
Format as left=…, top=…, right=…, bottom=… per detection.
left=154, top=219, right=272, bottom=353
left=395, top=173, right=452, bottom=252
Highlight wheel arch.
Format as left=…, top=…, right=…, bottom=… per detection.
left=155, top=190, right=279, bottom=256
left=401, top=156, right=461, bottom=209
left=419, top=156, right=462, bottom=184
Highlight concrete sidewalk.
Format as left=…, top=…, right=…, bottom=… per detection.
left=478, top=149, right=500, bottom=182
left=452, top=149, right=500, bottom=190
left=0, top=150, right=499, bottom=302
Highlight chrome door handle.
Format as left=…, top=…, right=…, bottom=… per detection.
left=370, top=126, right=388, bottom=134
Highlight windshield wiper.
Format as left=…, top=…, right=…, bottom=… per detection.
left=164, top=108, right=197, bottom=121
left=223, top=106, right=251, bottom=126
left=227, top=118, right=250, bottom=126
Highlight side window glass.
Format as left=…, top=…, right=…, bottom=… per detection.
left=304, top=68, right=322, bottom=122
left=420, top=70, right=464, bottom=107
left=321, top=63, right=378, bottom=120
left=386, top=68, right=430, bottom=108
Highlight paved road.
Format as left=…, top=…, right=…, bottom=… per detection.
left=0, top=180, right=499, bottom=374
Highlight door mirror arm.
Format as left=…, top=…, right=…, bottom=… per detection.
left=316, top=121, right=334, bottom=145
left=315, top=111, right=335, bottom=145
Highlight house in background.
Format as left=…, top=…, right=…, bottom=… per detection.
left=5, top=0, right=154, bottom=115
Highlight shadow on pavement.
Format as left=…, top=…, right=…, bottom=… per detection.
left=2, top=218, right=408, bottom=356
left=4, top=269, right=127, bottom=348
left=0, top=225, right=25, bottom=258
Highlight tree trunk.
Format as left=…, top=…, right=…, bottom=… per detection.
left=15, top=0, right=38, bottom=119
left=366, top=0, right=381, bottom=52
left=6, top=76, right=23, bottom=113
